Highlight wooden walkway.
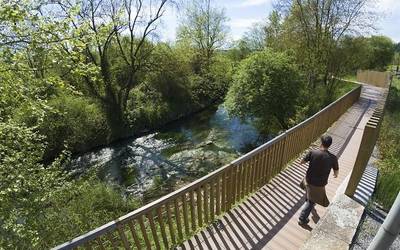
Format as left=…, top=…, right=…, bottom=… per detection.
left=179, top=85, right=386, bottom=250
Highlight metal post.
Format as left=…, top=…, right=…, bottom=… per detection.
left=367, top=192, right=400, bottom=250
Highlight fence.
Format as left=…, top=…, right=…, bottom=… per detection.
left=54, top=86, right=362, bottom=250
left=345, top=89, right=389, bottom=196
left=357, top=70, right=390, bottom=88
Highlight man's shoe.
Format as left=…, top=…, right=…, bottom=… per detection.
left=298, top=218, right=310, bottom=225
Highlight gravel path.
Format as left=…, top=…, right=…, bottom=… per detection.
left=351, top=205, right=400, bottom=250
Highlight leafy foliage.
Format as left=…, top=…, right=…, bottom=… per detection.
left=366, top=36, right=396, bottom=71
left=40, top=178, right=140, bottom=248
left=225, top=49, right=302, bottom=132
left=0, top=121, right=66, bottom=248
left=177, top=0, right=229, bottom=71
left=376, top=81, right=400, bottom=209
left=0, top=0, right=396, bottom=248
left=36, top=95, right=110, bottom=158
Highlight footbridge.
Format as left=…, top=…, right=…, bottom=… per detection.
left=54, top=78, right=389, bottom=250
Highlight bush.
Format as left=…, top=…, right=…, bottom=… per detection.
left=0, top=121, right=66, bottom=248
left=42, top=179, right=140, bottom=248
left=0, top=121, right=140, bottom=249
left=224, top=49, right=302, bottom=132
left=125, top=45, right=234, bottom=132
left=14, top=95, right=110, bottom=159
left=126, top=85, right=171, bottom=130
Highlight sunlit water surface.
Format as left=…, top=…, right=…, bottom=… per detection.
left=70, top=105, right=270, bottom=197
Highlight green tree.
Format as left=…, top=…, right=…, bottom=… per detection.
left=55, top=0, right=175, bottom=139
left=224, top=50, right=302, bottom=131
left=242, top=21, right=267, bottom=51
left=0, top=121, right=67, bottom=248
left=276, top=0, right=375, bottom=91
left=265, top=10, right=283, bottom=50
left=0, top=0, right=175, bottom=139
left=227, top=40, right=253, bottom=62
left=366, top=35, right=395, bottom=70
left=177, top=0, right=229, bottom=72
left=334, top=35, right=395, bottom=74
left=337, top=36, right=370, bottom=74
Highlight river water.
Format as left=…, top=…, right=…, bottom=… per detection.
left=69, top=105, right=269, bottom=199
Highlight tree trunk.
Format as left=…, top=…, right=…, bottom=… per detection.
left=97, top=53, right=130, bottom=141
left=103, top=100, right=129, bottom=142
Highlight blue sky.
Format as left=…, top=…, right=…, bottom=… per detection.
left=159, top=0, right=400, bottom=43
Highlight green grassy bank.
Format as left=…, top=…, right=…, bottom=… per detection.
left=375, top=75, right=400, bottom=210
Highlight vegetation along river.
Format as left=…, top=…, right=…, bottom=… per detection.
left=69, top=104, right=270, bottom=200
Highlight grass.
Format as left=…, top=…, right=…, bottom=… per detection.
left=342, top=74, right=357, bottom=82
left=335, top=79, right=358, bottom=97
left=374, top=75, right=400, bottom=210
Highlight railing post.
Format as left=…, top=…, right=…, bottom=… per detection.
left=311, top=116, right=317, bottom=141
left=279, top=133, right=288, bottom=169
left=345, top=114, right=381, bottom=197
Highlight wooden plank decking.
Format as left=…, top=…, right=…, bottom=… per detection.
left=179, top=85, right=386, bottom=250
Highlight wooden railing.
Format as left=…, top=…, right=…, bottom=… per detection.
left=345, top=88, right=389, bottom=196
left=53, top=85, right=362, bottom=250
left=357, top=70, right=390, bottom=88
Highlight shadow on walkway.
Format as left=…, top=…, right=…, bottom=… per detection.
left=179, top=87, right=378, bottom=250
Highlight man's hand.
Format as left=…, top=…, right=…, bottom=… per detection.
left=333, top=170, right=339, bottom=178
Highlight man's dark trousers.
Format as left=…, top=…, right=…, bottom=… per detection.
left=299, top=200, right=315, bottom=222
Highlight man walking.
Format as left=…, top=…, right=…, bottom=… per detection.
left=298, top=135, right=339, bottom=225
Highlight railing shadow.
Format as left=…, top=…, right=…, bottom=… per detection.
left=180, top=90, right=373, bottom=250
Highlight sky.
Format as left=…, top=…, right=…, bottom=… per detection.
left=159, top=0, right=400, bottom=43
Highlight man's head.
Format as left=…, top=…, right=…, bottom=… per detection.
left=320, top=135, right=333, bottom=149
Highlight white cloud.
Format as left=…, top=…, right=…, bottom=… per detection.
left=237, top=0, right=272, bottom=7
left=230, top=18, right=261, bottom=29
left=158, top=6, right=179, bottom=42
left=373, top=0, right=400, bottom=42
left=228, top=17, right=265, bottom=41
left=376, top=0, right=400, bottom=11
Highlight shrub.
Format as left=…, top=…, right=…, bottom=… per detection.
left=42, top=179, right=140, bottom=248
left=224, top=49, right=302, bottom=132
left=0, top=121, right=66, bottom=248
left=14, top=95, right=110, bottom=159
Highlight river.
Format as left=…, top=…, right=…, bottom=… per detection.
left=69, top=104, right=270, bottom=200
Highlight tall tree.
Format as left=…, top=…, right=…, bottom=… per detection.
left=0, top=0, right=175, bottom=139
left=177, top=0, right=228, bottom=72
left=277, top=0, right=376, bottom=93
left=225, top=49, right=302, bottom=131
left=242, top=21, right=267, bottom=51
left=366, top=35, right=395, bottom=70
left=265, top=10, right=283, bottom=50
left=56, top=0, right=175, bottom=138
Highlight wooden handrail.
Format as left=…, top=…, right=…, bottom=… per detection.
left=357, top=70, right=391, bottom=88
left=53, top=85, right=362, bottom=250
left=345, top=88, right=389, bottom=196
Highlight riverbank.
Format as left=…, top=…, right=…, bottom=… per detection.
left=68, top=104, right=268, bottom=202
left=68, top=79, right=357, bottom=160
left=67, top=80, right=359, bottom=201
left=374, top=76, right=400, bottom=209
left=68, top=99, right=221, bottom=160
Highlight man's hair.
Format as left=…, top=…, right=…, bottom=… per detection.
left=321, top=135, right=333, bottom=148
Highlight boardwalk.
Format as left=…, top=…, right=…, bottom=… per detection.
left=179, top=85, right=386, bottom=250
